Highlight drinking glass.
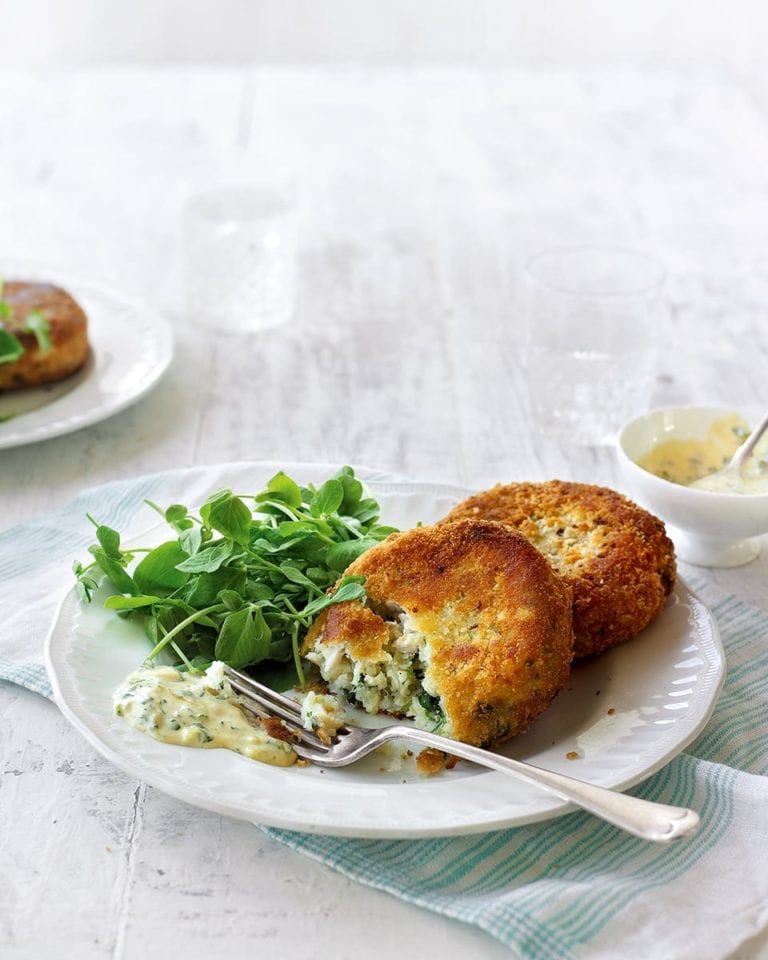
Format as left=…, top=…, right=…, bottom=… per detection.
left=183, top=183, right=296, bottom=332
left=523, top=246, right=666, bottom=446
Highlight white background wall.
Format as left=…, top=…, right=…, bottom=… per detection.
left=0, top=0, right=765, bottom=93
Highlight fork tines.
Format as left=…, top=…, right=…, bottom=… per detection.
left=222, top=664, right=330, bottom=750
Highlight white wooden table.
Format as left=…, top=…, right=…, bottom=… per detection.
left=1, top=65, right=767, bottom=959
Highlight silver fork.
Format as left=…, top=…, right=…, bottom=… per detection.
left=224, top=666, right=700, bottom=843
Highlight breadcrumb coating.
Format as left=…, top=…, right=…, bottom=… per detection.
left=303, top=519, right=574, bottom=747
left=443, top=481, right=676, bottom=658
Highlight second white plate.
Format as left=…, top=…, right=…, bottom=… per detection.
left=45, top=464, right=725, bottom=837
left=0, top=265, right=174, bottom=449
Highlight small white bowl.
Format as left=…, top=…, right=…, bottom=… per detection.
left=617, top=406, right=768, bottom=568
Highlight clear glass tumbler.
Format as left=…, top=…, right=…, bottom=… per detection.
left=523, top=246, right=666, bottom=446
left=184, top=183, right=296, bottom=333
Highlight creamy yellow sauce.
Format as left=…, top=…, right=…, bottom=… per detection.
left=636, top=413, right=768, bottom=494
left=690, top=466, right=768, bottom=493
left=637, top=414, right=750, bottom=485
left=114, top=661, right=296, bottom=766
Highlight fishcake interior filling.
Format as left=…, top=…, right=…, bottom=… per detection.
left=304, top=602, right=450, bottom=735
left=516, top=514, right=609, bottom=572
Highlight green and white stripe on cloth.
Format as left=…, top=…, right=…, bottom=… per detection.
left=2, top=464, right=767, bottom=960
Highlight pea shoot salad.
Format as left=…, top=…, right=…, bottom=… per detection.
left=74, top=467, right=397, bottom=689
left=0, top=279, right=52, bottom=365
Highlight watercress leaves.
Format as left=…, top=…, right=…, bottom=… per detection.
left=0, top=290, right=52, bottom=363
left=23, top=311, right=52, bottom=352
left=215, top=606, right=271, bottom=668
left=325, top=537, right=383, bottom=571
left=311, top=478, right=344, bottom=517
left=104, top=594, right=162, bottom=611
left=164, top=503, right=194, bottom=530
left=201, top=490, right=252, bottom=545
left=262, top=471, right=303, bottom=508
left=336, top=466, right=364, bottom=514
left=87, top=546, right=137, bottom=595
left=301, top=575, right=367, bottom=619
left=94, top=523, right=122, bottom=559
left=0, top=329, right=24, bottom=364
left=74, top=466, right=396, bottom=687
left=133, top=541, right=190, bottom=595
left=176, top=539, right=237, bottom=574
left=182, top=567, right=246, bottom=606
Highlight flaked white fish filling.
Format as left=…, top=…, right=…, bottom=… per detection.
left=300, top=690, right=346, bottom=743
left=304, top=608, right=448, bottom=734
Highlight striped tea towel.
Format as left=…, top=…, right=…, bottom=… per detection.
left=2, top=463, right=768, bottom=960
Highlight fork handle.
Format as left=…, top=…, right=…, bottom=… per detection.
left=374, top=726, right=699, bottom=843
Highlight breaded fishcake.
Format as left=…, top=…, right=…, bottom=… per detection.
left=443, top=481, right=676, bottom=658
left=0, top=281, right=89, bottom=391
left=302, top=519, right=574, bottom=747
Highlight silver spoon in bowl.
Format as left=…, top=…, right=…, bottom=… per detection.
left=690, top=411, right=768, bottom=491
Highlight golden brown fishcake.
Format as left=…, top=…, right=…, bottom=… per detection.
left=442, top=481, right=676, bottom=658
left=303, top=519, right=574, bottom=748
left=0, top=281, right=89, bottom=391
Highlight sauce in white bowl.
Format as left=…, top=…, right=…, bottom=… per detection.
left=617, top=406, right=768, bottom=568
left=636, top=412, right=768, bottom=494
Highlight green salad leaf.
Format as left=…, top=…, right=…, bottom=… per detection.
left=23, top=310, right=52, bottom=352
left=74, top=466, right=396, bottom=687
left=0, top=277, right=53, bottom=365
left=0, top=329, right=23, bottom=364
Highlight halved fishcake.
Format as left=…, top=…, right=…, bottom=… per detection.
left=0, top=281, right=89, bottom=391
left=302, top=519, right=574, bottom=747
left=443, top=481, right=676, bottom=658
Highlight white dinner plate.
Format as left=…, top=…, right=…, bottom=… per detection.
left=0, top=264, right=173, bottom=449
left=45, top=465, right=725, bottom=837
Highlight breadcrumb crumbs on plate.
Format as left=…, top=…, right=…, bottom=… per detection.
left=415, top=747, right=460, bottom=775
